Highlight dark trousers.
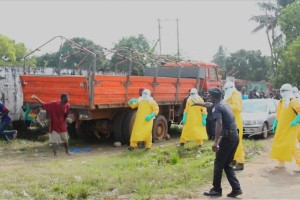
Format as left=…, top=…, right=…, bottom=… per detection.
left=206, top=119, right=215, bottom=140
left=0, top=120, right=12, bottom=142
left=213, top=134, right=241, bottom=191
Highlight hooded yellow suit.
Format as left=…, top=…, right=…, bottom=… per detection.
left=225, top=91, right=244, bottom=164
left=180, top=96, right=208, bottom=145
left=129, top=98, right=159, bottom=148
left=295, top=98, right=300, bottom=141
left=270, top=99, right=300, bottom=164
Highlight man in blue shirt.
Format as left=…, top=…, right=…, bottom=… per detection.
left=0, top=102, right=17, bottom=142
left=203, top=88, right=242, bottom=198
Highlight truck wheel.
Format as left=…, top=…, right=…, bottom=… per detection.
left=77, top=120, right=94, bottom=142
left=113, top=112, right=127, bottom=143
left=67, top=122, right=77, bottom=139
left=122, top=110, right=137, bottom=145
left=152, top=115, right=168, bottom=141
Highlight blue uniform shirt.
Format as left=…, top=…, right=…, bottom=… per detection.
left=212, top=101, right=237, bottom=133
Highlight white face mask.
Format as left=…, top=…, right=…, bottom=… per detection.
left=190, top=92, right=196, bottom=97
left=280, top=91, right=287, bottom=99
left=142, top=93, right=149, bottom=99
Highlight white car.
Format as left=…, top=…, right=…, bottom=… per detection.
left=241, top=98, right=279, bottom=139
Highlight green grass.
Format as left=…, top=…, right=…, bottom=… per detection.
left=0, top=138, right=265, bottom=199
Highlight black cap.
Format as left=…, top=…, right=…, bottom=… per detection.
left=209, top=87, right=224, bottom=96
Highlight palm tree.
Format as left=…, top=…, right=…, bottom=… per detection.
left=250, top=1, right=283, bottom=77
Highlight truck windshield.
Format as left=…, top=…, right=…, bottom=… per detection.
left=209, top=68, right=217, bottom=81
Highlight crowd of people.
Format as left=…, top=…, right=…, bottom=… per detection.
left=240, top=86, right=281, bottom=100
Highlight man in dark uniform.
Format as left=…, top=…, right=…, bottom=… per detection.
left=203, top=87, right=242, bottom=198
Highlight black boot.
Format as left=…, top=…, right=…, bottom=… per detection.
left=227, top=189, right=242, bottom=197
left=177, top=143, right=185, bottom=147
left=231, top=160, right=237, bottom=166
left=128, top=146, right=135, bottom=151
left=203, top=188, right=222, bottom=196
left=233, top=163, right=244, bottom=171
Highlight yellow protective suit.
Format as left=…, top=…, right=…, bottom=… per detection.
left=270, top=99, right=300, bottom=164
left=180, top=97, right=208, bottom=145
left=296, top=98, right=300, bottom=141
left=225, top=91, right=244, bottom=164
left=129, top=99, right=159, bottom=148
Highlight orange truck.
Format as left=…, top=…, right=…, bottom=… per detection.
left=20, top=39, right=220, bottom=144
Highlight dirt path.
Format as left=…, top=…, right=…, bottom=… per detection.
left=200, top=138, right=300, bottom=200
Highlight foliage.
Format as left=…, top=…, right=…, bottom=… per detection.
left=35, top=37, right=106, bottom=72
left=212, top=45, right=228, bottom=79
left=250, top=1, right=283, bottom=77
left=278, top=1, right=300, bottom=44
left=0, top=35, right=16, bottom=64
left=0, top=34, right=28, bottom=66
left=225, top=49, right=271, bottom=81
left=110, top=34, right=150, bottom=75
left=277, top=0, right=297, bottom=7
left=273, top=36, right=300, bottom=87
left=13, top=42, right=26, bottom=62
left=212, top=45, right=228, bottom=69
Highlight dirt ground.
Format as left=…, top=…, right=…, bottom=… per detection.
left=200, top=138, right=300, bottom=200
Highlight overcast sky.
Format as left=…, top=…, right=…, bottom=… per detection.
left=0, top=0, right=272, bottom=61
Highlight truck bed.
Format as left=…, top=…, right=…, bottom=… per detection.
left=20, top=75, right=197, bottom=109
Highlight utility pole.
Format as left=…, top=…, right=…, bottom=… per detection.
left=157, top=18, right=180, bottom=57
left=158, top=18, right=162, bottom=55
left=176, top=18, right=180, bottom=58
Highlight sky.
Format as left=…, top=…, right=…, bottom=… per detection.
left=0, top=0, right=271, bottom=61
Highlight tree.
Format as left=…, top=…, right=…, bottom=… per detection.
left=0, top=35, right=16, bottom=64
left=14, top=42, right=26, bottom=62
left=0, top=35, right=28, bottom=66
left=224, top=49, right=271, bottom=81
left=212, top=45, right=228, bottom=79
left=35, top=53, right=58, bottom=68
left=35, top=37, right=106, bottom=72
left=212, top=45, right=228, bottom=68
left=278, top=1, right=300, bottom=44
left=110, top=34, right=150, bottom=75
left=58, top=37, right=105, bottom=71
left=273, top=36, right=300, bottom=87
left=250, top=1, right=283, bottom=77
left=278, top=0, right=297, bottom=7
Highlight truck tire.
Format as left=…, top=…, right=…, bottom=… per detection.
left=113, top=112, right=127, bottom=143
left=67, top=122, right=77, bottom=139
left=152, top=115, right=168, bottom=141
left=122, top=109, right=137, bottom=144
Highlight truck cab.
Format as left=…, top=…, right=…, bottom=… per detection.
left=162, top=61, right=220, bottom=92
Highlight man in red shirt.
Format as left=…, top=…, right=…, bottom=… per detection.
left=31, top=93, right=71, bottom=156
